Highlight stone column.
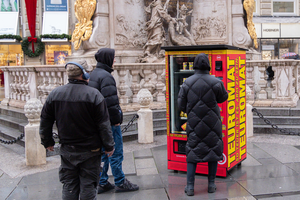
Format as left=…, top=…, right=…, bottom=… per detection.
left=137, top=89, right=153, bottom=144
left=24, top=98, right=46, bottom=166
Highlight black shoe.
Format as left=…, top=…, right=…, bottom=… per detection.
left=208, top=182, right=216, bottom=193
left=184, top=185, right=194, bottom=196
left=115, top=178, right=139, bottom=193
left=97, top=181, right=115, bottom=194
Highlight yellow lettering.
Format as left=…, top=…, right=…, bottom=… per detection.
left=228, top=154, right=236, bottom=168
left=239, top=80, right=246, bottom=98
left=240, top=97, right=246, bottom=111
left=228, top=128, right=235, bottom=143
left=228, top=82, right=235, bottom=101
left=228, top=101, right=235, bottom=115
left=228, top=140, right=235, bottom=155
left=240, top=109, right=246, bottom=123
left=228, top=114, right=235, bottom=129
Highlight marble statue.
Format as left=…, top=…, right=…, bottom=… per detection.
left=71, top=0, right=96, bottom=50
left=142, top=0, right=168, bottom=61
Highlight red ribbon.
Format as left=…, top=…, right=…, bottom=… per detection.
left=28, top=37, right=37, bottom=53
left=24, top=0, right=37, bottom=54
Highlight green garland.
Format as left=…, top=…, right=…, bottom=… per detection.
left=40, top=34, right=72, bottom=40
left=0, top=34, right=22, bottom=41
left=21, top=37, right=45, bottom=58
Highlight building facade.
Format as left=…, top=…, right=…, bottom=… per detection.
left=254, top=0, right=300, bottom=59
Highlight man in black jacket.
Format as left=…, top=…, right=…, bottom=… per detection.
left=89, top=48, right=139, bottom=193
left=40, top=60, right=115, bottom=200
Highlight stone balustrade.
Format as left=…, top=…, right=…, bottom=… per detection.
left=1, top=59, right=300, bottom=110
left=0, top=63, right=166, bottom=111
left=247, top=59, right=300, bottom=107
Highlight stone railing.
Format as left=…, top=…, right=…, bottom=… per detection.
left=247, top=59, right=300, bottom=107
left=1, top=59, right=300, bottom=110
left=0, top=63, right=166, bottom=111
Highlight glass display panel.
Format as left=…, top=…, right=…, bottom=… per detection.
left=169, top=54, right=197, bottom=134
left=45, top=44, right=71, bottom=65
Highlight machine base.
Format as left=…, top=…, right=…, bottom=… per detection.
left=168, top=160, right=228, bottom=177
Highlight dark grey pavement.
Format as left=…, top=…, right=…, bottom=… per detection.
left=2, top=134, right=300, bottom=200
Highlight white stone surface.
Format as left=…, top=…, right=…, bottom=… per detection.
left=246, top=103, right=253, bottom=138
left=24, top=98, right=46, bottom=166
left=137, top=89, right=154, bottom=143
left=25, top=125, right=46, bottom=166
left=137, top=109, right=154, bottom=144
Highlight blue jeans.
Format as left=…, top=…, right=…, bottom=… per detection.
left=99, top=125, right=125, bottom=186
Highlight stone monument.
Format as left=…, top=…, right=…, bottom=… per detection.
left=67, top=0, right=259, bottom=63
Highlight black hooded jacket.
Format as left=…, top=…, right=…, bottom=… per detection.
left=89, top=48, right=123, bottom=125
left=177, top=53, right=228, bottom=163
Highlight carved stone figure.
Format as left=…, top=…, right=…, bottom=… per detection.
left=143, top=0, right=168, bottom=57
left=71, top=0, right=96, bottom=50
left=243, top=0, right=258, bottom=49
left=176, top=4, right=192, bottom=35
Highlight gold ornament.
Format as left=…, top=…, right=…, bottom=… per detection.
left=72, top=0, right=96, bottom=50
left=243, top=0, right=258, bottom=49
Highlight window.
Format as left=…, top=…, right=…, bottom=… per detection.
left=273, top=0, right=296, bottom=15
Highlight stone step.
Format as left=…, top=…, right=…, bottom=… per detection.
left=254, top=124, right=300, bottom=135
left=0, top=114, right=27, bottom=133
left=0, top=105, right=27, bottom=121
left=0, top=125, right=25, bottom=147
left=253, top=115, right=300, bottom=125
left=253, top=107, right=300, bottom=116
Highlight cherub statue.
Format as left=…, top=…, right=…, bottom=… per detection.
left=176, top=4, right=192, bottom=35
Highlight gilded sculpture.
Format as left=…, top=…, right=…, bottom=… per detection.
left=72, top=0, right=96, bottom=50
left=243, top=0, right=258, bottom=49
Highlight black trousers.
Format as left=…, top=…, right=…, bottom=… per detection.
left=59, top=145, right=102, bottom=200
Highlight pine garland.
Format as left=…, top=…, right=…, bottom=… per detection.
left=40, top=34, right=72, bottom=40
left=21, top=37, right=45, bottom=58
left=0, top=34, right=22, bottom=41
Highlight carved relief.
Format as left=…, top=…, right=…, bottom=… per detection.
left=192, top=17, right=226, bottom=42
left=115, top=14, right=147, bottom=48
left=125, top=0, right=141, bottom=5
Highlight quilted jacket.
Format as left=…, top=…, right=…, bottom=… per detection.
left=178, top=53, right=228, bottom=163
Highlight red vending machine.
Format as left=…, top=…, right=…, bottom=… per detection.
left=161, top=45, right=247, bottom=177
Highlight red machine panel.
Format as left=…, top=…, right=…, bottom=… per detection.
left=162, top=45, right=247, bottom=177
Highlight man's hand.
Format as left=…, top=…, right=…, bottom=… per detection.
left=47, top=146, right=54, bottom=151
left=105, top=149, right=115, bottom=157
left=115, top=123, right=120, bottom=126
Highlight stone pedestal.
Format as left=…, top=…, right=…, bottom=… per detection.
left=25, top=124, right=46, bottom=166
left=246, top=103, right=253, bottom=138
left=24, top=98, right=46, bottom=166
left=137, top=89, right=153, bottom=143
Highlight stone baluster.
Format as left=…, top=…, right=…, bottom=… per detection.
left=155, top=67, right=165, bottom=102
left=257, top=63, right=267, bottom=100
left=142, top=68, right=155, bottom=94
left=129, top=68, right=141, bottom=103
left=9, top=71, right=17, bottom=100
left=246, top=62, right=254, bottom=101
left=23, top=71, right=30, bottom=101
left=137, top=89, right=153, bottom=143
left=38, top=71, right=49, bottom=104
left=117, top=68, right=129, bottom=104
left=24, top=98, right=46, bottom=166
left=15, top=71, right=21, bottom=100
left=20, top=71, right=27, bottom=101
left=45, top=71, right=53, bottom=96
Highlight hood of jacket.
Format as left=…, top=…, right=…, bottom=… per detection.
left=94, top=48, right=115, bottom=68
left=193, top=53, right=210, bottom=71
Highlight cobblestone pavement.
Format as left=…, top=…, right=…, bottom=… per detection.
left=2, top=134, right=300, bottom=199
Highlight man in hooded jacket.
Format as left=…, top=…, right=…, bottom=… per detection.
left=89, top=48, right=139, bottom=193
left=178, top=53, right=228, bottom=196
